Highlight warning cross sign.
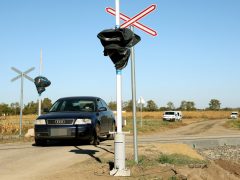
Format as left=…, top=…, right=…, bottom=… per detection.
left=106, top=4, right=157, bottom=36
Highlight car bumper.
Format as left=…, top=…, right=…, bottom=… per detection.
left=34, top=124, right=93, bottom=140
left=163, top=118, right=175, bottom=121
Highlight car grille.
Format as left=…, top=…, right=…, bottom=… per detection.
left=47, top=119, right=74, bottom=125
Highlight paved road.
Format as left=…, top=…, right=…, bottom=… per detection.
left=0, top=119, right=239, bottom=179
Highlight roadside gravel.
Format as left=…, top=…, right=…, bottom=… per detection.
left=198, top=145, right=240, bottom=163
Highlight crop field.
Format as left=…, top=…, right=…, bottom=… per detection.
left=0, top=115, right=36, bottom=136
left=0, top=111, right=235, bottom=136
left=125, top=111, right=233, bottom=120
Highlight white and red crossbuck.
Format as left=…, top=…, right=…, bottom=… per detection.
left=106, top=4, right=157, bottom=36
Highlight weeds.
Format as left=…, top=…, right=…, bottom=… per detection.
left=224, top=120, right=240, bottom=129
left=158, top=154, right=206, bottom=165
left=123, top=119, right=184, bottom=134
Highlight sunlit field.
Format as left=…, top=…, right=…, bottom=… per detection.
left=0, top=111, right=235, bottom=136
left=0, top=115, right=37, bottom=135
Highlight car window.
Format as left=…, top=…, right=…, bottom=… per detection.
left=50, top=99, right=96, bottom=112
left=97, top=99, right=104, bottom=109
left=100, top=99, right=109, bottom=110
left=165, top=112, right=174, bottom=115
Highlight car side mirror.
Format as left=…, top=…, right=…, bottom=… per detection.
left=98, top=107, right=107, bottom=112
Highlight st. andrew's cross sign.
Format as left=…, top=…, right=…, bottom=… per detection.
left=106, top=4, right=157, bottom=36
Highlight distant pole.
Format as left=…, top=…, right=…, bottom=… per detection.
left=138, top=97, right=145, bottom=128
left=130, top=26, right=138, bottom=163
left=140, top=103, right=143, bottom=127
left=20, top=73, right=23, bottom=136
left=38, top=49, right=43, bottom=116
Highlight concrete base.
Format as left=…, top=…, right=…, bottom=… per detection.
left=110, top=168, right=130, bottom=176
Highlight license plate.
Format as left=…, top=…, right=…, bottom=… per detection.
left=50, top=128, right=68, bottom=136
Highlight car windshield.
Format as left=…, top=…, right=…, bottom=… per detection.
left=165, top=112, right=175, bottom=115
left=231, top=112, right=238, bottom=115
left=50, top=99, right=96, bottom=112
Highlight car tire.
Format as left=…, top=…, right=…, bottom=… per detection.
left=89, top=123, right=100, bottom=145
left=35, top=139, right=47, bottom=146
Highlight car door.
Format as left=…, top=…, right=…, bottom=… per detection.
left=100, top=99, right=114, bottom=131
left=97, top=99, right=108, bottom=134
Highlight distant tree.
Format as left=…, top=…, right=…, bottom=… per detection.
left=208, top=99, right=221, bottom=110
left=108, top=101, right=117, bottom=111
left=0, top=103, right=11, bottom=115
left=166, top=102, right=175, bottom=110
left=159, top=106, right=168, bottom=111
left=145, top=100, right=158, bottom=111
left=179, top=101, right=196, bottom=111
left=42, top=98, right=52, bottom=110
left=23, top=101, right=37, bottom=114
left=123, top=100, right=133, bottom=112
left=10, top=102, right=20, bottom=115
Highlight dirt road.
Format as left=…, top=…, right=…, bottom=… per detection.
left=0, top=142, right=113, bottom=180
left=0, top=119, right=239, bottom=179
left=129, top=119, right=240, bottom=148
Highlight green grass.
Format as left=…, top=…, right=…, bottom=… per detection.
left=123, top=119, right=185, bottom=134
left=127, top=153, right=206, bottom=169
left=224, top=120, right=240, bottom=129
left=158, top=154, right=206, bottom=165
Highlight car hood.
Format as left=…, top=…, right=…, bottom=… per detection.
left=37, top=112, right=97, bottom=119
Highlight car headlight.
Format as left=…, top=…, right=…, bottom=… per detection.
left=34, top=119, right=46, bottom=125
left=75, top=118, right=92, bottom=125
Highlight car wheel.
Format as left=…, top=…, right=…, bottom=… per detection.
left=89, top=123, right=100, bottom=145
left=35, top=139, right=47, bottom=146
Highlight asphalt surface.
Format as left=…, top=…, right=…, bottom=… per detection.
left=0, top=119, right=240, bottom=179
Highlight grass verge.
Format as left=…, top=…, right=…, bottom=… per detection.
left=127, top=153, right=206, bottom=168
left=224, top=120, right=240, bottom=129
left=123, top=119, right=185, bottom=134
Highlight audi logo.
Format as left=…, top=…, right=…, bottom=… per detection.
left=55, top=120, right=65, bottom=124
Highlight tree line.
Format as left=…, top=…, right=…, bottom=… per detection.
left=0, top=98, right=52, bottom=115
left=108, top=99, right=232, bottom=112
left=0, top=98, right=237, bottom=116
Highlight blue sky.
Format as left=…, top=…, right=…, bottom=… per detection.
left=0, top=0, right=240, bottom=109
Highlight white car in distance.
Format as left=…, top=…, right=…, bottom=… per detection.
left=230, top=112, right=238, bottom=119
left=163, top=111, right=182, bottom=122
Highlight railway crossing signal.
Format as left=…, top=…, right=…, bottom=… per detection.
left=11, top=67, right=35, bottom=136
left=98, top=1, right=157, bottom=176
left=97, top=28, right=141, bottom=70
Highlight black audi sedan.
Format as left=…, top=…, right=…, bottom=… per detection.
left=34, top=96, right=115, bottom=146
